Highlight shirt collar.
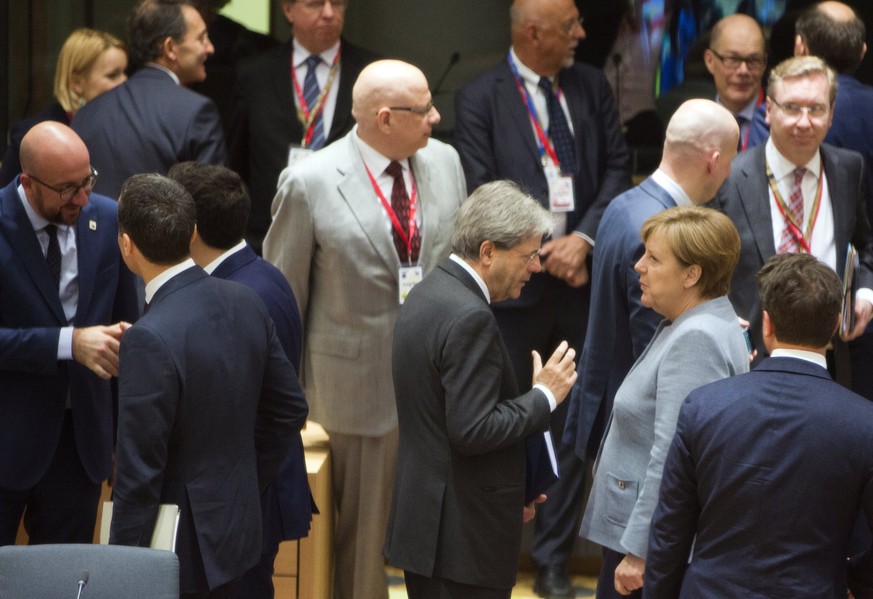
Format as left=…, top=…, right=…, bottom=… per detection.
left=770, top=347, right=828, bottom=369
left=765, top=137, right=822, bottom=180
left=17, top=183, right=72, bottom=234
left=509, top=47, right=548, bottom=89
left=145, top=63, right=180, bottom=86
left=651, top=169, right=692, bottom=206
left=292, top=38, right=341, bottom=68
left=203, top=240, right=247, bottom=275
left=353, top=127, right=410, bottom=176
left=145, top=258, right=196, bottom=304
left=450, top=254, right=490, bottom=303
left=717, top=92, right=759, bottom=122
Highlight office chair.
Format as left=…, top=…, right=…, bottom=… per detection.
left=0, top=543, right=179, bottom=599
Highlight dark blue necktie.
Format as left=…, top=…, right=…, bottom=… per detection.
left=45, top=225, right=61, bottom=289
left=303, top=54, right=326, bottom=150
left=538, top=77, right=577, bottom=174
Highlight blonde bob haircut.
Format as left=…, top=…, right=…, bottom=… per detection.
left=640, top=205, right=741, bottom=300
left=54, top=28, right=125, bottom=112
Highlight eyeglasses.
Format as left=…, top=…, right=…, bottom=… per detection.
left=562, top=16, right=585, bottom=35
left=513, top=247, right=542, bottom=264
left=388, top=101, right=434, bottom=115
left=296, top=0, right=346, bottom=10
left=708, top=49, right=767, bottom=72
left=27, top=167, right=98, bottom=202
left=769, top=97, right=830, bottom=120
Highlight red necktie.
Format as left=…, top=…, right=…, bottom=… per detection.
left=385, top=161, right=420, bottom=263
left=777, top=167, right=806, bottom=254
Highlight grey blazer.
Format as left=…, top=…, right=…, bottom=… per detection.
left=262, top=130, right=466, bottom=436
left=579, top=296, right=749, bottom=558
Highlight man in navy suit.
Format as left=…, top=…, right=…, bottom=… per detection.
left=0, top=122, right=138, bottom=545
left=563, top=99, right=738, bottom=485
left=73, top=0, right=226, bottom=199
left=111, top=174, right=308, bottom=599
left=646, top=253, right=873, bottom=598
left=454, top=0, right=630, bottom=593
left=169, top=161, right=314, bottom=599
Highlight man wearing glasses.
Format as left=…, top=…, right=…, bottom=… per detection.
left=0, top=122, right=138, bottom=546
left=229, top=0, right=377, bottom=255
left=263, top=59, right=466, bottom=599
left=712, top=55, right=873, bottom=385
left=703, top=13, right=768, bottom=152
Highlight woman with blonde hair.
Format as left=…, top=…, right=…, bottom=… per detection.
left=1, top=28, right=127, bottom=185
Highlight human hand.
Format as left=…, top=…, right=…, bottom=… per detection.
left=532, top=340, right=577, bottom=405
left=523, top=494, right=547, bottom=523
left=72, top=322, right=126, bottom=379
left=843, top=299, right=873, bottom=341
left=540, top=235, right=590, bottom=287
left=614, top=553, right=645, bottom=596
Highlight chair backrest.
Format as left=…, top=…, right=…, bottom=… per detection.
left=0, top=543, right=179, bottom=599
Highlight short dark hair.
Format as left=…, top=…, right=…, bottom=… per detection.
left=796, top=3, right=866, bottom=74
left=756, top=253, right=842, bottom=347
left=168, top=161, right=250, bottom=250
left=118, top=173, right=195, bottom=264
left=127, top=0, right=195, bottom=70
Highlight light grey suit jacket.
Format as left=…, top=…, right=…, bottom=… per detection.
left=579, top=296, right=749, bottom=558
left=263, top=130, right=466, bottom=436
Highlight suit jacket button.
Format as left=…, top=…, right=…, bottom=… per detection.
left=617, top=481, right=625, bottom=490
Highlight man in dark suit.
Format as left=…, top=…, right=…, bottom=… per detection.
left=73, top=0, right=226, bottom=199
left=646, top=253, right=873, bottom=598
left=228, top=0, right=377, bottom=254
left=564, top=100, right=738, bottom=474
left=712, top=55, right=873, bottom=384
left=384, top=180, right=578, bottom=599
left=169, top=161, right=314, bottom=599
left=454, top=0, right=630, bottom=594
left=0, top=122, right=138, bottom=545
left=110, top=174, right=308, bottom=599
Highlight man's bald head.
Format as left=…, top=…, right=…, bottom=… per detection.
left=352, top=59, right=439, bottom=161
left=796, top=1, right=866, bottom=74
left=20, top=122, right=90, bottom=176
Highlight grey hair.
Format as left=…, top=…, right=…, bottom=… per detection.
left=451, top=180, right=553, bottom=259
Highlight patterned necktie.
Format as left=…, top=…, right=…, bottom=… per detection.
left=538, top=76, right=577, bottom=174
left=777, top=167, right=806, bottom=254
left=303, top=54, right=325, bottom=149
left=385, top=161, right=420, bottom=264
left=45, top=224, right=61, bottom=289
left=735, top=115, right=746, bottom=152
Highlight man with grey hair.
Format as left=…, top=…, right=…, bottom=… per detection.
left=384, top=180, right=578, bottom=598
left=263, top=59, right=465, bottom=599
left=564, top=99, right=739, bottom=547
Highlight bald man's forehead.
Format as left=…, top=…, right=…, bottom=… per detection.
left=712, top=17, right=765, bottom=52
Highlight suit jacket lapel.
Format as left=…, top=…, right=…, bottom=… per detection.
left=73, top=205, right=99, bottom=321
left=440, top=258, right=487, bottom=304
left=274, top=42, right=302, bottom=142
left=820, top=145, right=852, bottom=275
left=742, top=147, right=777, bottom=261
left=497, top=62, right=541, bottom=165
left=0, top=186, right=66, bottom=323
left=335, top=136, right=400, bottom=280
left=328, top=38, right=355, bottom=142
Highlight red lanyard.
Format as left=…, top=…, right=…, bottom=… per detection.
left=363, top=162, right=419, bottom=259
left=291, top=48, right=341, bottom=148
left=507, top=54, right=562, bottom=168
left=766, top=161, right=824, bottom=254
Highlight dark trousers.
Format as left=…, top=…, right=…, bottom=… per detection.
left=181, top=577, right=241, bottom=599
left=597, top=547, right=642, bottom=599
left=493, top=275, right=589, bottom=568
left=0, top=411, right=101, bottom=545
left=404, top=571, right=511, bottom=599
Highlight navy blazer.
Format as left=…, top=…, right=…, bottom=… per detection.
left=711, top=143, right=873, bottom=363
left=647, top=357, right=873, bottom=598
left=72, top=67, right=227, bottom=198
left=211, top=245, right=315, bottom=542
left=0, top=179, right=138, bottom=489
left=228, top=39, right=378, bottom=253
left=454, top=58, right=630, bottom=307
left=111, top=267, right=307, bottom=593
left=563, top=177, right=675, bottom=461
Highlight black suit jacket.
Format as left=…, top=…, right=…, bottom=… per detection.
left=454, top=57, right=630, bottom=307
left=384, top=258, right=552, bottom=591
left=111, top=266, right=307, bottom=594
left=646, top=357, right=873, bottom=598
left=228, top=38, right=378, bottom=253
left=711, top=143, right=873, bottom=370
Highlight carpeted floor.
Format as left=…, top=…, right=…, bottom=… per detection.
left=387, top=567, right=598, bottom=597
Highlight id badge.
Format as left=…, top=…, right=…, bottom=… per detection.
left=398, top=265, right=424, bottom=304
left=287, top=145, right=314, bottom=169
left=545, top=164, right=575, bottom=213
